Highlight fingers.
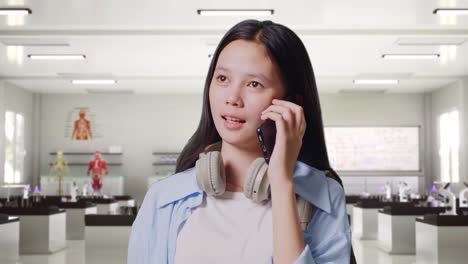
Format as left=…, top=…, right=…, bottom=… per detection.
left=272, top=99, right=303, bottom=117
left=262, top=99, right=306, bottom=134
left=261, top=110, right=284, bottom=128
left=262, top=105, right=296, bottom=128
left=273, top=99, right=307, bottom=135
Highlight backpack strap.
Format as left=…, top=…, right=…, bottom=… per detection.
left=296, top=195, right=315, bottom=230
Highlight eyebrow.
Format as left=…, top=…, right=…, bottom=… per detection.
left=215, top=66, right=272, bottom=84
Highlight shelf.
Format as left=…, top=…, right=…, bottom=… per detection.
left=152, top=162, right=176, bottom=166
left=152, top=152, right=178, bottom=167
left=152, top=152, right=179, bottom=155
left=49, top=163, right=123, bottom=166
left=49, top=152, right=122, bottom=155
left=147, top=175, right=170, bottom=178
left=40, top=174, right=126, bottom=178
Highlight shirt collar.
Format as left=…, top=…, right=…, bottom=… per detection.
left=157, top=167, right=202, bottom=209
left=157, top=161, right=332, bottom=214
left=292, top=161, right=332, bottom=214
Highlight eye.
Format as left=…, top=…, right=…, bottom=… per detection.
left=248, top=81, right=263, bottom=88
left=216, top=75, right=227, bottom=82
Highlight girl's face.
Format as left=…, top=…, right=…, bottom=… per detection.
left=209, top=39, right=285, bottom=150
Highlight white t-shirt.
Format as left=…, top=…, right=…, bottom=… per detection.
left=174, top=191, right=273, bottom=264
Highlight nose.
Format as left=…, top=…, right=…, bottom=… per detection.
left=225, top=83, right=244, bottom=107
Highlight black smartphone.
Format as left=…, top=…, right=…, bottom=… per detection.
left=256, top=119, right=276, bottom=164
left=256, top=94, right=298, bottom=164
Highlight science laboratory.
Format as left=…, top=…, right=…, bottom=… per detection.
left=1, top=1, right=468, bottom=264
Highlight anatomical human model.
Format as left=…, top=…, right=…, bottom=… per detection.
left=86, top=151, right=109, bottom=196
left=49, top=151, right=70, bottom=195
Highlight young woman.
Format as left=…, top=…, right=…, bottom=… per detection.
left=128, top=19, right=352, bottom=264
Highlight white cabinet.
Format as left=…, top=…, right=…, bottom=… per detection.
left=342, top=176, right=421, bottom=195
left=40, top=175, right=125, bottom=196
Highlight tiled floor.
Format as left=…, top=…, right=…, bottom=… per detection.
left=13, top=241, right=125, bottom=264
left=353, top=239, right=416, bottom=264
left=6, top=238, right=422, bottom=264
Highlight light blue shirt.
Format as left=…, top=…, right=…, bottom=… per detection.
left=128, top=161, right=351, bottom=264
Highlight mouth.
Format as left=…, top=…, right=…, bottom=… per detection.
left=221, top=115, right=246, bottom=123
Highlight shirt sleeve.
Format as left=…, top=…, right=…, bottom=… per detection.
left=127, top=183, right=159, bottom=264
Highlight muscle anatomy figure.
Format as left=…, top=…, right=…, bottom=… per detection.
left=87, top=151, right=109, bottom=196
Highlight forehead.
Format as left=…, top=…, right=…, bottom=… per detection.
left=216, top=39, right=278, bottom=77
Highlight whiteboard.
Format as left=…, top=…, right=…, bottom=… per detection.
left=324, top=127, right=420, bottom=171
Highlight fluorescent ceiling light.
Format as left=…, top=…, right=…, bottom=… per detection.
left=28, top=54, right=86, bottom=60
left=434, top=8, right=468, bottom=15
left=0, top=8, right=32, bottom=16
left=382, top=54, right=440, bottom=60
left=197, top=9, right=274, bottom=16
left=72, top=80, right=116, bottom=85
left=353, top=79, right=399, bottom=85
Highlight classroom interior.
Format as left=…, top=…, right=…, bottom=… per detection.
left=1, top=1, right=468, bottom=264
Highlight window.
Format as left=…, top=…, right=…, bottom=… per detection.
left=4, top=111, right=25, bottom=184
left=438, top=110, right=459, bottom=183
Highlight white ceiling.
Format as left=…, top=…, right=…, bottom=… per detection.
left=1, top=0, right=468, bottom=94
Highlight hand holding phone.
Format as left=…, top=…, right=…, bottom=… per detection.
left=256, top=94, right=300, bottom=164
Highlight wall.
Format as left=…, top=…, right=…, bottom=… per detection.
left=0, top=81, right=5, bottom=185
left=461, top=78, right=468, bottom=186
left=39, top=94, right=203, bottom=203
left=430, top=81, right=463, bottom=190
left=320, top=93, right=427, bottom=193
left=38, top=92, right=427, bottom=203
left=0, top=82, right=35, bottom=190
left=321, top=93, right=425, bottom=128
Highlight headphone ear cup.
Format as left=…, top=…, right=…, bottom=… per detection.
left=196, top=151, right=226, bottom=196
left=244, top=158, right=270, bottom=203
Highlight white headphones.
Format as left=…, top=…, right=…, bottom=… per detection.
left=195, top=141, right=313, bottom=230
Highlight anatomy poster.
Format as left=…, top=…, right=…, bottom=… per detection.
left=65, top=107, right=102, bottom=140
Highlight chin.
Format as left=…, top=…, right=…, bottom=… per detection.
left=219, top=131, right=258, bottom=150
left=219, top=132, right=244, bottom=145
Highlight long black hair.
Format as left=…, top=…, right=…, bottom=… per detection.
left=175, top=19, right=341, bottom=183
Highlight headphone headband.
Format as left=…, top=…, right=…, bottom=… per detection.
left=203, top=141, right=222, bottom=153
